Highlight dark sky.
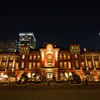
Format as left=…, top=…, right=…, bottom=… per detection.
left=0, top=0, right=100, bottom=50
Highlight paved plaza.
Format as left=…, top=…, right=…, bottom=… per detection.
left=0, top=82, right=100, bottom=100
left=0, top=90, right=100, bottom=100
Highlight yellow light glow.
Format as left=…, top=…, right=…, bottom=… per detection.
left=42, top=51, right=44, bottom=61
left=55, top=50, right=58, bottom=61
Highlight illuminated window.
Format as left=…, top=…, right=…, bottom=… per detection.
left=33, top=62, right=36, bottom=69
left=75, top=54, right=78, bottom=58
left=88, top=62, right=92, bottom=68
left=68, top=62, right=71, bottom=68
left=60, top=62, right=63, bottom=69
left=22, top=55, right=25, bottom=59
left=81, top=62, right=85, bottom=68
left=26, top=47, right=28, bottom=50
left=64, top=62, right=67, bottom=68
left=29, top=55, right=32, bottom=60
left=67, top=54, right=70, bottom=60
left=33, top=55, right=36, bottom=60
left=21, top=48, right=23, bottom=50
left=9, top=63, right=12, bottom=69
left=37, top=54, right=40, bottom=60
left=2, top=62, right=5, bottom=67
left=75, top=61, right=79, bottom=68
left=9, top=63, right=12, bottom=67
left=37, top=62, right=40, bottom=69
left=72, top=47, right=73, bottom=49
left=29, top=63, right=31, bottom=69
left=95, top=61, right=99, bottom=68
left=59, top=53, right=62, bottom=60
left=21, top=62, right=24, bottom=68
left=10, top=56, right=13, bottom=60
left=16, top=63, right=18, bottom=69
left=63, top=53, right=66, bottom=60
left=3, top=57, right=6, bottom=61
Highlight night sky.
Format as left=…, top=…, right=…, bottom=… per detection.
left=0, top=0, right=100, bottom=50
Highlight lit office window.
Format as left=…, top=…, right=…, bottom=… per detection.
left=37, top=62, right=40, bottom=69
left=68, top=62, right=71, bottom=68
left=81, top=62, right=85, bottom=68
left=33, top=55, right=36, bottom=60
left=29, top=55, right=32, bottom=60
left=67, top=54, right=70, bottom=60
left=33, top=62, right=36, bottom=69
left=21, top=62, right=24, bottom=68
left=29, top=63, right=31, bottom=69
left=75, top=54, right=78, bottom=58
left=95, top=61, right=99, bottom=68
left=60, top=62, right=63, bottom=69
left=64, top=62, right=67, bottom=68
left=88, top=62, right=92, bottom=68
left=63, top=53, right=66, bottom=60
left=59, top=53, right=62, bottom=60
left=22, top=55, right=25, bottom=59
left=75, top=61, right=79, bottom=68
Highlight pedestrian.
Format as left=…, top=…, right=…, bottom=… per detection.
left=86, top=78, right=88, bottom=86
left=9, top=80, right=11, bottom=88
left=47, top=79, right=50, bottom=87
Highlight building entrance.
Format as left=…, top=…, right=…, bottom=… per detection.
left=47, top=73, right=53, bottom=79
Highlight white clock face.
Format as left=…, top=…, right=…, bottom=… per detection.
left=48, top=47, right=51, bottom=50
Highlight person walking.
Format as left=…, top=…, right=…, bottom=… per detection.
left=86, top=78, right=88, bottom=86
left=9, top=80, right=11, bottom=88
left=47, top=79, right=50, bottom=87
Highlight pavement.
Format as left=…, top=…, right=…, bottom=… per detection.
left=0, top=82, right=100, bottom=100
left=0, top=90, right=100, bottom=100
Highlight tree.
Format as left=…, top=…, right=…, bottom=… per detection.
left=71, top=72, right=81, bottom=83
left=19, top=72, right=28, bottom=83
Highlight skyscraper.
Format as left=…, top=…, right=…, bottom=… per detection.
left=19, top=32, right=36, bottom=49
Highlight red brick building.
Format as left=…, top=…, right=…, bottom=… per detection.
left=0, top=43, right=100, bottom=82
